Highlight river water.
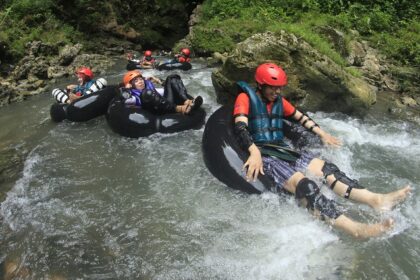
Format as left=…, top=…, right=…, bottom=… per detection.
left=0, top=60, right=419, bottom=279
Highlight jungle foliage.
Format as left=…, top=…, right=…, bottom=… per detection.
left=192, top=0, right=419, bottom=67
left=0, top=0, right=200, bottom=62
left=0, top=0, right=418, bottom=69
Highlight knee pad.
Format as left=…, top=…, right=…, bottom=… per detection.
left=141, top=89, right=156, bottom=103
left=296, top=178, right=342, bottom=219
left=295, top=178, right=320, bottom=210
left=322, top=161, right=364, bottom=199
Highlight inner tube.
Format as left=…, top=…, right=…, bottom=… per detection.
left=106, top=98, right=206, bottom=138
left=126, top=61, right=143, bottom=70
left=50, top=86, right=118, bottom=122
left=156, top=61, right=192, bottom=71
left=202, top=105, right=321, bottom=194
left=126, top=61, right=155, bottom=70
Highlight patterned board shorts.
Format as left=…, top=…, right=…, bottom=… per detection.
left=263, top=150, right=317, bottom=189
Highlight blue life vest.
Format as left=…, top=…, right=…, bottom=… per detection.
left=73, top=80, right=96, bottom=96
left=237, top=81, right=284, bottom=143
left=129, top=79, right=157, bottom=107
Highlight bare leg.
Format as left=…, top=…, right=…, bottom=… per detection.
left=307, top=158, right=411, bottom=211
left=284, top=172, right=394, bottom=239
left=283, top=172, right=305, bottom=194
left=331, top=215, right=394, bottom=239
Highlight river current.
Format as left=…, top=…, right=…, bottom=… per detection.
left=0, top=60, right=419, bottom=279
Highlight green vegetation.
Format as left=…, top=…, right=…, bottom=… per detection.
left=192, top=0, right=419, bottom=67
left=0, top=0, right=197, bottom=62
left=0, top=0, right=81, bottom=60
left=0, top=0, right=418, bottom=71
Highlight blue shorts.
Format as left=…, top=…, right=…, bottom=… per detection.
left=262, top=151, right=317, bottom=189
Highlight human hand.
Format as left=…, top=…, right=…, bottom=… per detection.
left=66, top=84, right=76, bottom=92
left=243, top=145, right=264, bottom=182
left=148, top=76, right=162, bottom=84
left=321, top=133, right=342, bottom=147
left=68, top=93, right=80, bottom=103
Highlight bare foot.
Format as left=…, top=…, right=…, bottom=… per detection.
left=184, top=99, right=193, bottom=106
left=352, top=218, right=394, bottom=239
left=333, top=215, right=394, bottom=239
left=372, top=185, right=411, bottom=211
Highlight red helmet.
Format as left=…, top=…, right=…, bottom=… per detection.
left=144, top=50, right=152, bottom=57
left=181, top=48, right=191, bottom=57
left=123, top=70, right=142, bottom=85
left=255, top=63, right=287, bottom=86
left=76, top=67, right=94, bottom=80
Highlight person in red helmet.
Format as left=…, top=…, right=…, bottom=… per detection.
left=233, top=62, right=410, bottom=238
left=173, top=48, right=191, bottom=63
left=52, top=67, right=107, bottom=104
left=140, top=50, right=156, bottom=69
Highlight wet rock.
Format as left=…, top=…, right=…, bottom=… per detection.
left=10, top=56, right=32, bottom=80
left=58, top=44, right=83, bottom=66
left=47, top=65, right=69, bottom=79
left=317, top=26, right=348, bottom=57
left=400, top=96, right=418, bottom=107
left=71, top=54, right=116, bottom=75
left=362, top=48, right=382, bottom=81
left=347, top=40, right=366, bottom=66
left=29, top=56, right=50, bottom=79
left=26, top=41, right=58, bottom=57
left=212, top=31, right=376, bottom=114
left=206, top=52, right=227, bottom=67
left=383, top=74, right=399, bottom=91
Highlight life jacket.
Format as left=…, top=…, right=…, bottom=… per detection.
left=237, top=81, right=284, bottom=143
left=73, top=80, right=96, bottom=96
left=177, top=54, right=190, bottom=63
left=129, top=79, right=157, bottom=107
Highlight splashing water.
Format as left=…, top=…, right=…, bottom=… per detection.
left=0, top=61, right=419, bottom=279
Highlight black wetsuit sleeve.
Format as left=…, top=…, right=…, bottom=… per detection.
left=234, top=121, right=254, bottom=151
left=140, top=89, right=176, bottom=114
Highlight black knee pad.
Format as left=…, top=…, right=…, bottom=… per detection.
left=295, top=178, right=320, bottom=210
left=296, top=178, right=342, bottom=219
left=322, top=161, right=364, bottom=198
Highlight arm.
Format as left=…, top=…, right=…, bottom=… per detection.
left=66, top=84, right=77, bottom=92
left=234, top=116, right=265, bottom=182
left=147, top=76, right=162, bottom=85
left=66, top=84, right=82, bottom=103
left=292, top=110, right=342, bottom=147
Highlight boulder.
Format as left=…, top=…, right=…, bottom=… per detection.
left=347, top=40, right=366, bottom=66
left=71, top=54, right=116, bottom=75
left=211, top=31, right=377, bottom=114
left=26, top=41, right=58, bottom=57
left=58, top=44, right=83, bottom=66
left=47, top=65, right=68, bottom=79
